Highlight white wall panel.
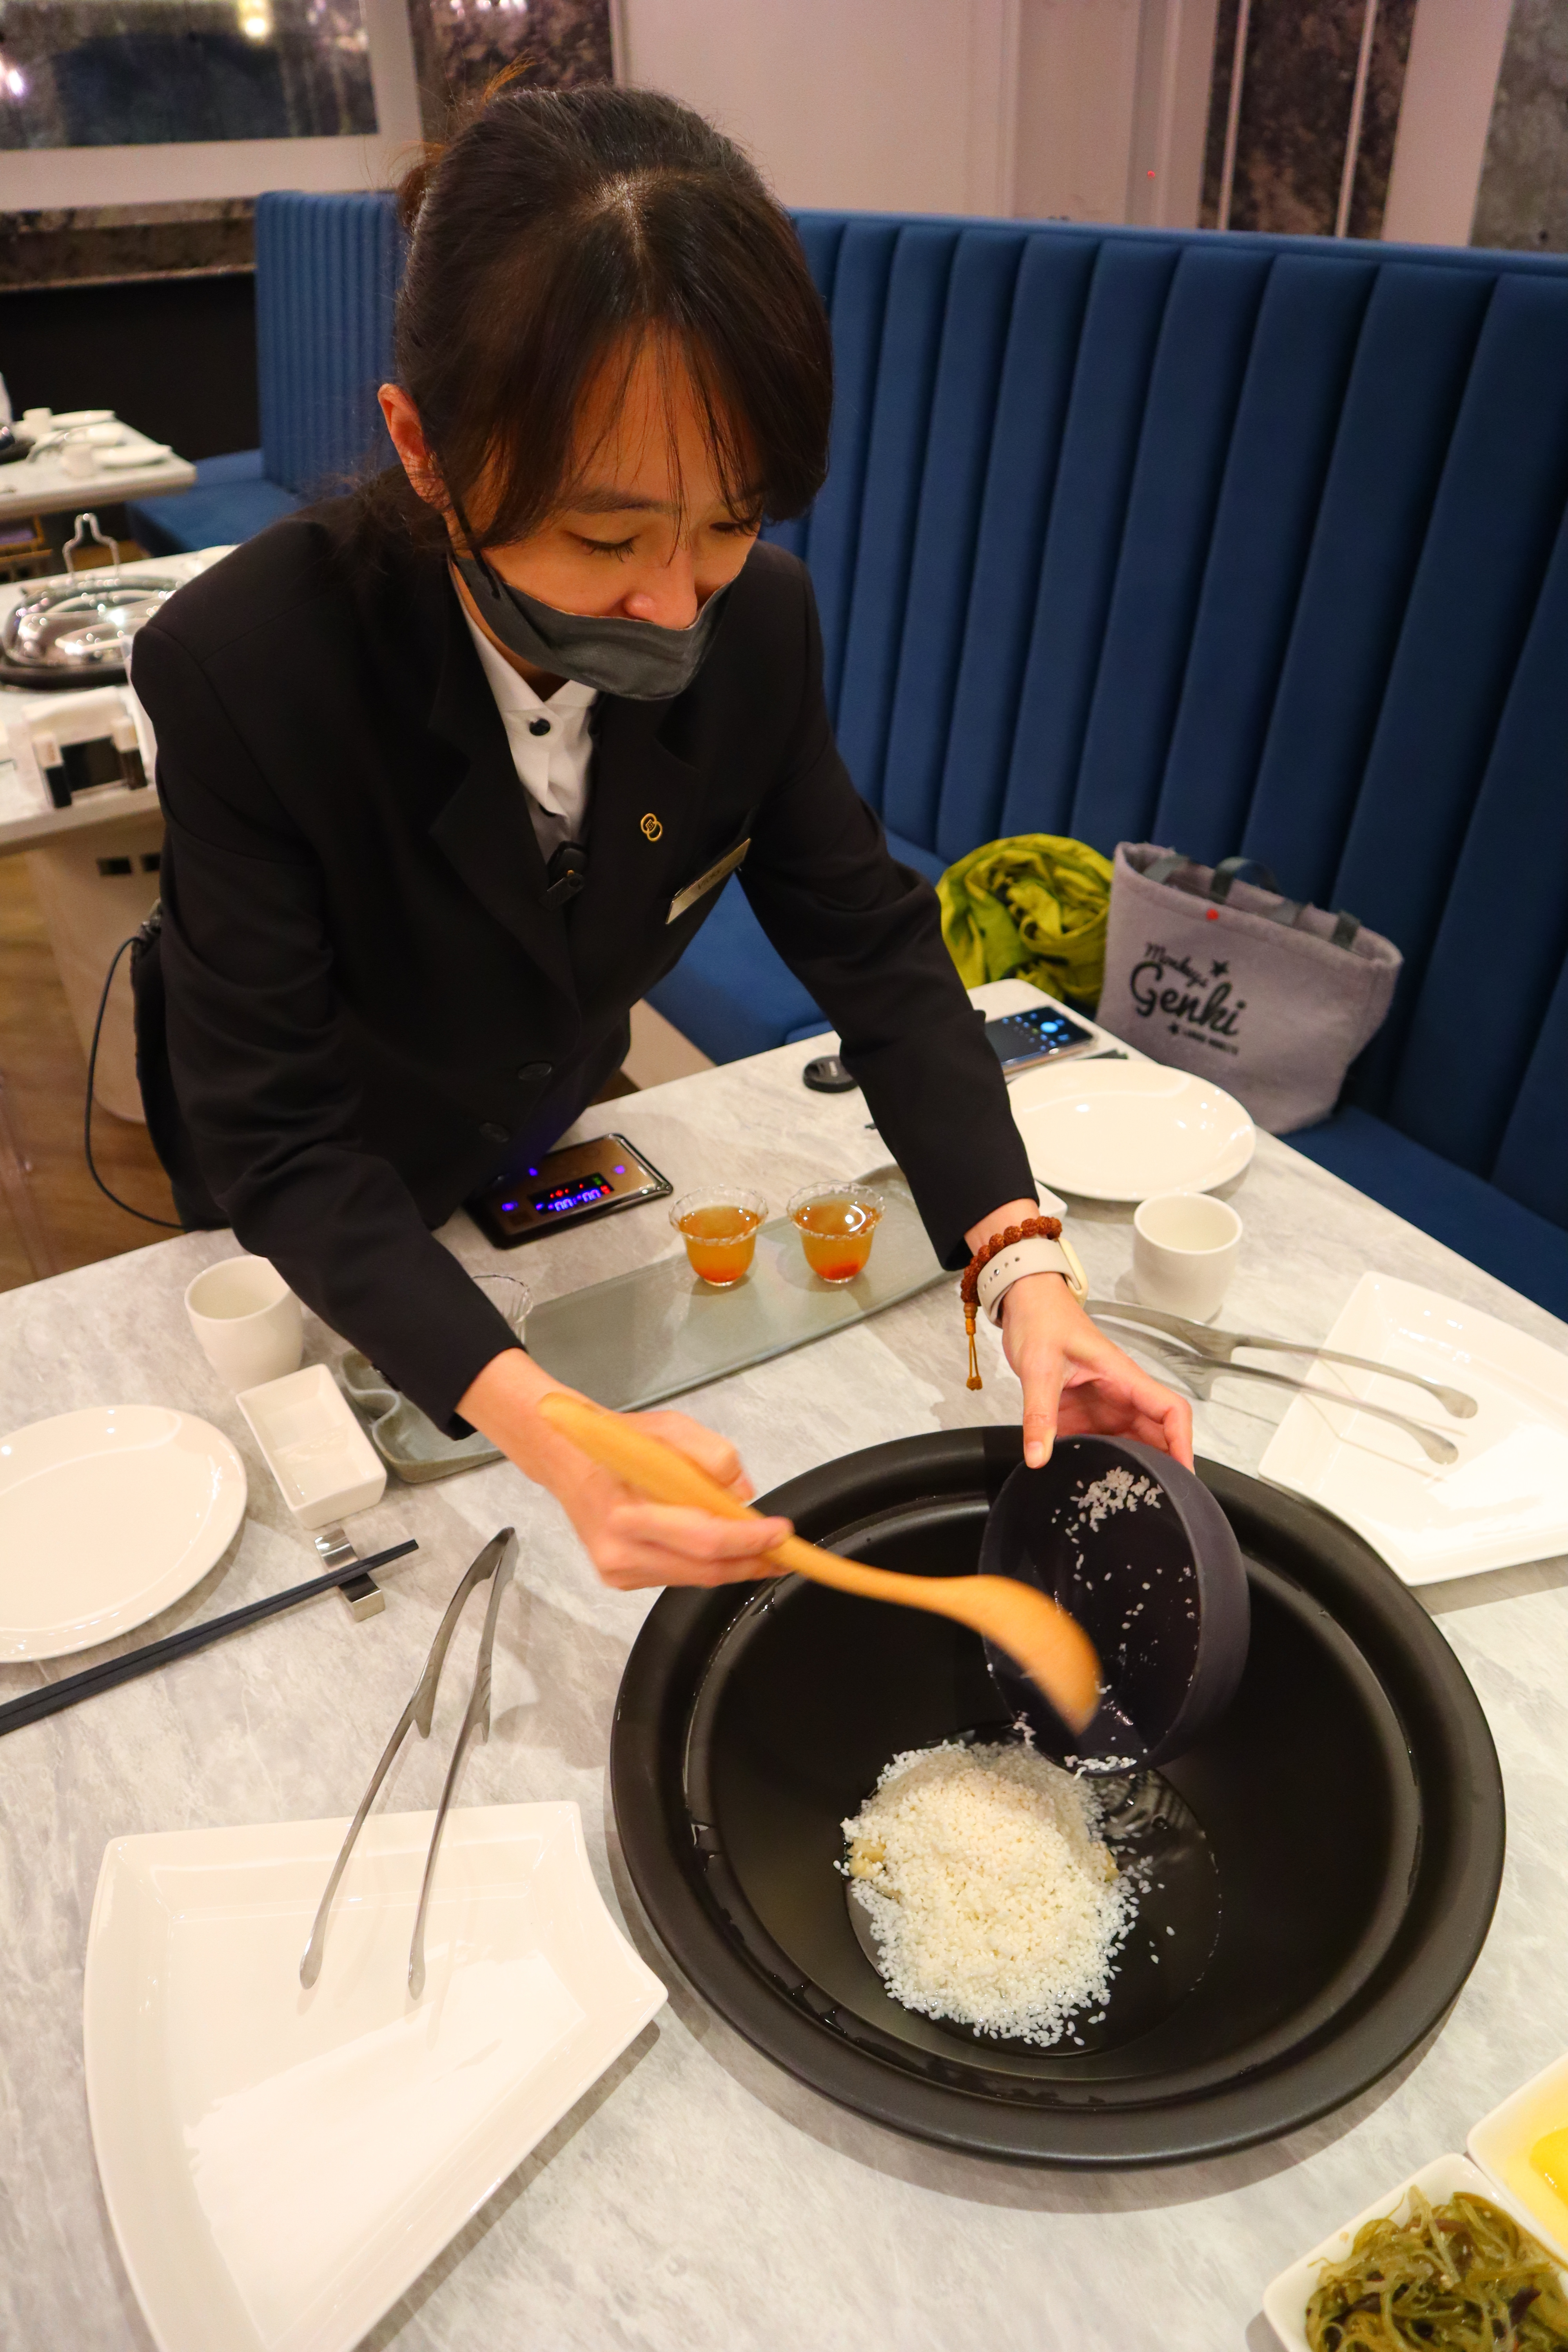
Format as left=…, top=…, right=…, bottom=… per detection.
left=1381, top=0, right=1514, bottom=246
left=616, top=0, right=1021, bottom=215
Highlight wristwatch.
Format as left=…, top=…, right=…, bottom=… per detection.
left=975, top=1231, right=1089, bottom=1324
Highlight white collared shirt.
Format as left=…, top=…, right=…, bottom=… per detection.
left=461, top=604, right=597, bottom=859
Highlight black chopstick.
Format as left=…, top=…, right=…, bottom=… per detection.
left=0, top=1538, right=419, bottom=1742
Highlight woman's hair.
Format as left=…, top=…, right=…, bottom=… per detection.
left=377, top=82, right=833, bottom=550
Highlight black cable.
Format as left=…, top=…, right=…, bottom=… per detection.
left=84, top=933, right=181, bottom=1229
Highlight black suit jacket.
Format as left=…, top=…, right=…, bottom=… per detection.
left=131, top=505, right=1034, bottom=1429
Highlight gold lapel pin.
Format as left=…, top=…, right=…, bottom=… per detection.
left=641, top=813, right=663, bottom=841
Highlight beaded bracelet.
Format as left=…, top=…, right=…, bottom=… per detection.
left=960, top=1214, right=1062, bottom=1391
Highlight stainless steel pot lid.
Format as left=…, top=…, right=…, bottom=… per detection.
left=1, top=572, right=180, bottom=675
left=0, top=511, right=181, bottom=687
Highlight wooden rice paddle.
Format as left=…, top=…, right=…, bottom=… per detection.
left=539, top=1393, right=1102, bottom=1735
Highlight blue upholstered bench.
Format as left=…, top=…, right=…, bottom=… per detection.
left=648, top=213, right=1568, bottom=1321
left=127, top=190, right=401, bottom=553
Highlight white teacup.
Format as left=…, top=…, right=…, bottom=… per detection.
left=60, top=439, right=99, bottom=477
left=1132, top=1191, right=1243, bottom=1323
left=185, top=1256, right=303, bottom=1390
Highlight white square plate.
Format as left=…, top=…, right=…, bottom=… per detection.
left=1469, top=2049, right=1568, bottom=2264
left=84, top=1805, right=666, bottom=2352
left=1257, top=1272, right=1568, bottom=1584
left=1262, top=2151, right=1567, bottom=2350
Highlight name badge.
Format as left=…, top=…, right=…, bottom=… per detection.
left=666, top=835, right=751, bottom=925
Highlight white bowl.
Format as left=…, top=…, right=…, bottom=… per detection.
left=1470, top=2048, right=1568, bottom=2263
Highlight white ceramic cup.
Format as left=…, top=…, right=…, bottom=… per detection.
left=60, top=439, right=99, bottom=477
left=185, top=1256, right=303, bottom=1390
left=1132, top=1191, right=1243, bottom=1323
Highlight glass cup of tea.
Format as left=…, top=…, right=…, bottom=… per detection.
left=787, top=1181, right=884, bottom=1283
left=671, top=1189, right=768, bottom=1286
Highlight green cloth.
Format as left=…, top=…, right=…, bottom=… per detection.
left=938, top=834, right=1114, bottom=1009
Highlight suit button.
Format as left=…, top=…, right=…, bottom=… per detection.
left=479, top=1121, right=508, bottom=1143
left=517, top=1060, right=553, bottom=1082
left=528, top=716, right=550, bottom=737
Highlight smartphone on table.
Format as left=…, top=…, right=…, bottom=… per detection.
left=982, top=1003, right=1099, bottom=1076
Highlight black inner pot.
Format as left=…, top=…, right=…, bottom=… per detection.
left=612, top=1430, right=1504, bottom=2166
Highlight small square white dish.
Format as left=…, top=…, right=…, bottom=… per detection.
left=236, top=1363, right=386, bottom=1530
left=1257, top=1272, right=1568, bottom=1584
left=84, top=1803, right=666, bottom=2352
left=1469, top=2050, right=1568, bottom=2263
left=1262, top=2151, right=1567, bottom=2350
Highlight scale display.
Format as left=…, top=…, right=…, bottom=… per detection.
left=520, top=1174, right=615, bottom=1217
left=470, top=1133, right=671, bottom=1248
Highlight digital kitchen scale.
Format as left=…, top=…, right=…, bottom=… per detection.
left=468, top=1133, right=672, bottom=1249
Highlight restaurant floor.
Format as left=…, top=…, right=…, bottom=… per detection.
left=0, top=856, right=653, bottom=1296
left=0, top=856, right=176, bottom=1290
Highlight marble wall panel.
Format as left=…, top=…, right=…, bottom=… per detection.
left=1473, top=0, right=1568, bottom=253
left=1200, top=0, right=1417, bottom=239
left=405, top=0, right=612, bottom=141
left=0, top=1, right=376, bottom=152
left=0, top=4, right=610, bottom=287
left=0, top=201, right=255, bottom=292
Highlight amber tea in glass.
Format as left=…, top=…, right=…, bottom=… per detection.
left=671, top=1189, right=768, bottom=1286
left=788, top=1182, right=884, bottom=1283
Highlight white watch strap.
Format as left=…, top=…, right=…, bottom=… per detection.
left=975, top=1234, right=1088, bottom=1324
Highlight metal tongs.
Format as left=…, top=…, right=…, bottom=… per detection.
left=1086, top=1298, right=1477, bottom=1418
left=1089, top=1302, right=1466, bottom=1466
left=300, top=1527, right=517, bottom=2000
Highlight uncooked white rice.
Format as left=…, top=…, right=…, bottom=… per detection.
left=1074, top=1467, right=1157, bottom=1528
left=842, top=1740, right=1133, bottom=2046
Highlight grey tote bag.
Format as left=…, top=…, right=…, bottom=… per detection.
left=1096, top=846, right=1403, bottom=1135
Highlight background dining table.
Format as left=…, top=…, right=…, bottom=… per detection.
left=1, top=978, right=1564, bottom=2352
left=0, top=425, right=196, bottom=524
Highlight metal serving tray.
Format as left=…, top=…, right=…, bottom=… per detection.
left=523, top=1166, right=947, bottom=1414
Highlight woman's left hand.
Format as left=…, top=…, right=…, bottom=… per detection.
left=998, top=1273, right=1194, bottom=1471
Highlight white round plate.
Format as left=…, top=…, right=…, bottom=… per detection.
left=0, top=1406, right=246, bottom=1661
left=98, top=443, right=170, bottom=468
left=51, top=408, right=115, bottom=427
left=1007, top=1058, right=1255, bottom=1201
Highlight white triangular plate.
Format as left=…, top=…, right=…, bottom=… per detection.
left=84, top=1804, right=665, bottom=2352
left=1258, top=1272, right=1568, bottom=1584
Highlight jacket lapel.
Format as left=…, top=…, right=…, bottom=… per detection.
left=584, top=695, right=704, bottom=923
left=424, top=588, right=576, bottom=1004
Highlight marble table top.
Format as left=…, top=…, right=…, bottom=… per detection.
left=2, top=978, right=1565, bottom=2352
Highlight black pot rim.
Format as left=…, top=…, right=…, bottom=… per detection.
left=610, top=1429, right=1505, bottom=2168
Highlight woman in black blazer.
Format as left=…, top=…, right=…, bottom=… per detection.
left=132, top=83, right=1189, bottom=1588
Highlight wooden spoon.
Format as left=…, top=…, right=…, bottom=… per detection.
left=539, top=1392, right=1102, bottom=1735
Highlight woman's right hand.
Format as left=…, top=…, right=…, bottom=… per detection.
left=457, top=1350, right=790, bottom=1590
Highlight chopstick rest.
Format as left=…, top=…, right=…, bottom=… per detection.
left=299, top=1527, right=517, bottom=1999
left=0, top=1537, right=419, bottom=1744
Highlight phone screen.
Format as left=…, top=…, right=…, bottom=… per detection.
left=983, top=1005, right=1097, bottom=1071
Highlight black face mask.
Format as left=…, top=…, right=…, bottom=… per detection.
left=452, top=554, right=737, bottom=701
